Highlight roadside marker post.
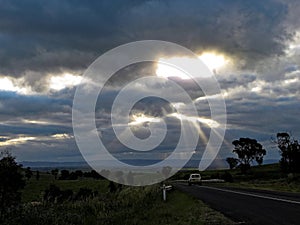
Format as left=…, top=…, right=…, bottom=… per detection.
left=161, top=184, right=172, bottom=201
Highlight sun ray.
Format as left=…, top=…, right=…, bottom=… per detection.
left=129, top=113, right=161, bottom=126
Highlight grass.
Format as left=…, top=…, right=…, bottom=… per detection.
left=141, top=190, right=235, bottom=225
left=15, top=171, right=235, bottom=225
left=22, top=172, right=109, bottom=202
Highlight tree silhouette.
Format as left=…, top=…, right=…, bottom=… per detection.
left=75, top=170, right=83, bottom=178
left=232, top=138, right=266, bottom=173
left=0, top=151, right=25, bottom=220
left=276, top=133, right=300, bottom=172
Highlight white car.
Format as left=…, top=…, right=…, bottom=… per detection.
left=188, top=173, right=202, bottom=186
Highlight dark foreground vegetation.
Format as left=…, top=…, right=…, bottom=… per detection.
left=0, top=152, right=233, bottom=225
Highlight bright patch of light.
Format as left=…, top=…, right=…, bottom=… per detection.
left=198, top=52, right=228, bottom=72
left=156, top=57, right=192, bottom=80
left=50, top=73, right=82, bottom=91
left=0, top=77, right=29, bottom=94
left=194, top=94, right=224, bottom=102
left=284, top=78, right=298, bottom=84
left=197, top=118, right=220, bottom=128
left=0, top=77, right=16, bottom=91
left=172, top=102, right=185, bottom=109
left=22, top=119, right=51, bottom=125
left=0, top=136, right=36, bottom=147
left=129, top=113, right=161, bottom=126
left=251, top=86, right=262, bottom=93
left=156, top=52, right=229, bottom=80
left=51, top=133, right=73, bottom=139
left=170, top=113, right=220, bottom=128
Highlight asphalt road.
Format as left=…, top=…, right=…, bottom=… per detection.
left=175, top=183, right=300, bottom=225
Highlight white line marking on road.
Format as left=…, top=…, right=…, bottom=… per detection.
left=197, top=186, right=300, bottom=205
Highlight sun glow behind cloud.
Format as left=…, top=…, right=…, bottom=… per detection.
left=156, top=57, right=195, bottom=80
left=128, top=113, right=161, bottom=126
left=198, top=52, right=228, bottom=72
left=156, top=52, right=229, bottom=80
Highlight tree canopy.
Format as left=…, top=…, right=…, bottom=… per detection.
left=231, top=138, right=266, bottom=173
left=276, top=133, right=300, bottom=172
left=0, top=151, right=25, bottom=219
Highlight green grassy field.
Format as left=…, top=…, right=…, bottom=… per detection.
left=15, top=171, right=235, bottom=225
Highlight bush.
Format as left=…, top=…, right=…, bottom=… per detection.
left=221, top=172, right=233, bottom=183
left=43, top=185, right=73, bottom=203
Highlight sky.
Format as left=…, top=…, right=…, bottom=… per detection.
left=0, top=0, right=300, bottom=167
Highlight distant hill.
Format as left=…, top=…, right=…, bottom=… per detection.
left=19, top=161, right=91, bottom=171
left=19, top=158, right=279, bottom=171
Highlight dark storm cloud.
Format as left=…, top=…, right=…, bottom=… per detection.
left=219, top=74, right=257, bottom=90
left=0, top=0, right=293, bottom=78
left=0, top=123, right=71, bottom=136
left=1, top=0, right=299, bottom=164
left=0, top=91, right=72, bottom=117
left=0, top=91, right=73, bottom=138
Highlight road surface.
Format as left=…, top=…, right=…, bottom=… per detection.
left=175, top=183, right=300, bottom=225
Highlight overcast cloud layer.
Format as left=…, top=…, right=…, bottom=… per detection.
left=0, top=0, right=300, bottom=167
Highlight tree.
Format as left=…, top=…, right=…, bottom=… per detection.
left=276, top=133, right=300, bottom=172
left=75, top=170, right=83, bottom=178
left=232, top=138, right=266, bottom=173
left=25, top=167, right=33, bottom=180
left=0, top=151, right=25, bottom=219
left=51, top=169, right=59, bottom=180
left=226, top=157, right=239, bottom=169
